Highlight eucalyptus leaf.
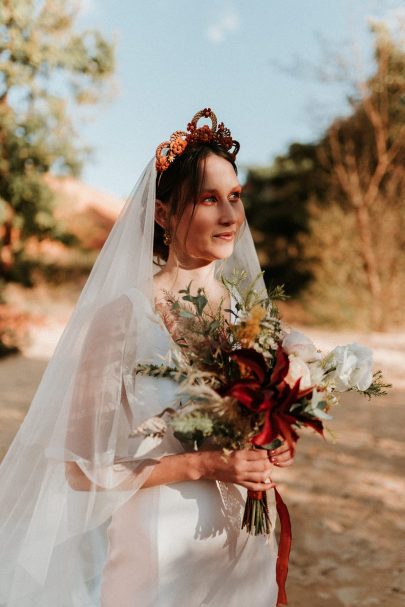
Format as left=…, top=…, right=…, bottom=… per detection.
left=179, top=310, right=195, bottom=319
left=258, top=438, right=283, bottom=450
left=195, top=295, right=208, bottom=315
left=208, top=319, right=220, bottom=333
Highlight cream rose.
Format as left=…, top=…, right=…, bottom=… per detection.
left=284, top=355, right=313, bottom=390
left=282, top=330, right=322, bottom=363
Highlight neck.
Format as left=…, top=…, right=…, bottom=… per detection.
left=154, top=252, right=231, bottom=320
left=158, top=254, right=219, bottom=294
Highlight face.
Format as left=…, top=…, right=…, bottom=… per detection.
left=161, top=154, right=245, bottom=266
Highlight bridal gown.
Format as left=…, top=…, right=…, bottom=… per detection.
left=99, top=288, right=279, bottom=607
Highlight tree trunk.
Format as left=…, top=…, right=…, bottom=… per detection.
left=355, top=204, right=384, bottom=330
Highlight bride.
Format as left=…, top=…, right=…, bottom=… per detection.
left=0, top=108, right=293, bottom=606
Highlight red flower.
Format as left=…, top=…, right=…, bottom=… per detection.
left=222, top=346, right=323, bottom=454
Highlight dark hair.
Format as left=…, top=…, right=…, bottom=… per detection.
left=154, top=141, right=239, bottom=265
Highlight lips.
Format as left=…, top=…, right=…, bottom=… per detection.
left=213, top=231, right=235, bottom=239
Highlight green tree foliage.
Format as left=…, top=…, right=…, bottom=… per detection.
left=242, top=142, right=329, bottom=297
left=0, top=0, right=115, bottom=283
left=244, top=23, right=404, bottom=330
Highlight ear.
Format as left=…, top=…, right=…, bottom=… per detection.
left=155, top=199, right=168, bottom=229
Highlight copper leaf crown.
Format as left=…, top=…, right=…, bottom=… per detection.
left=155, top=107, right=240, bottom=173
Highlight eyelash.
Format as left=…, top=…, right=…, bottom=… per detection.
left=201, top=192, right=242, bottom=203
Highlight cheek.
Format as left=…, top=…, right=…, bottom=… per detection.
left=193, top=214, right=217, bottom=237
left=172, top=208, right=212, bottom=248
left=186, top=208, right=217, bottom=239
left=236, top=205, right=246, bottom=226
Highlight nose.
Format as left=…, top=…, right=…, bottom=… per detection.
left=218, top=199, right=239, bottom=226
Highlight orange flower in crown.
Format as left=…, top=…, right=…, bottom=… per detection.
left=155, top=108, right=240, bottom=173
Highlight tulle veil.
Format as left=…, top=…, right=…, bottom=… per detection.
left=0, top=154, right=265, bottom=605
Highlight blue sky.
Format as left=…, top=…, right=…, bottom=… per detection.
left=74, top=0, right=402, bottom=197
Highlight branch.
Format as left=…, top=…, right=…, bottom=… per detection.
left=364, top=124, right=405, bottom=208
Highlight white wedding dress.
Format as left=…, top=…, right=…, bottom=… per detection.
left=99, top=288, right=279, bottom=607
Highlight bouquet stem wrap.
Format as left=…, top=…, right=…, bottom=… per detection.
left=242, top=488, right=291, bottom=606
left=274, top=488, right=291, bottom=606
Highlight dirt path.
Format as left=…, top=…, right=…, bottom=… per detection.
left=1, top=331, right=404, bottom=606
left=276, top=387, right=405, bottom=606
left=0, top=354, right=47, bottom=461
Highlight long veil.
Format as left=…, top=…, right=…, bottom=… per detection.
left=0, top=156, right=265, bottom=605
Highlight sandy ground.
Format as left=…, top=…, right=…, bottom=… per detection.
left=0, top=317, right=404, bottom=606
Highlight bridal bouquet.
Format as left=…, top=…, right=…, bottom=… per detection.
left=133, top=269, right=390, bottom=604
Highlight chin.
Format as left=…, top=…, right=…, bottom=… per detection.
left=185, top=243, right=235, bottom=263
left=210, top=243, right=235, bottom=261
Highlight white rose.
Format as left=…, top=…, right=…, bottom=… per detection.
left=308, top=361, right=326, bottom=386
left=327, top=343, right=373, bottom=391
left=285, top=355, right=313, bottom=390
left=282, top=330, right=322, bottom=363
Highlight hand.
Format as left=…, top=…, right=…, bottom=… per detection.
left=197, top=448, right=276, bottom=492
left=268, top=440, right=294, bottom=467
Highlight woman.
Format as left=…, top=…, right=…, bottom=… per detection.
left=0, top=108, right=293, bottom=606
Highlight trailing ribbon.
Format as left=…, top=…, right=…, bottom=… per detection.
left=274, top=488, right=292, bottom=606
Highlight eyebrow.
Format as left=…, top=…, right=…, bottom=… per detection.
left=199, top=185, right=242, bottom=194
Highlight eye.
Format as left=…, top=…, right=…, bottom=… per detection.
left=200, top=195, right=216, bottom=204
left=230, top=191, right=242, bottom=202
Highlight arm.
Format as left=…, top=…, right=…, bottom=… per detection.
left=65, top=448, right=277, bottom=492
left=141, top=448, right=277, bottom=491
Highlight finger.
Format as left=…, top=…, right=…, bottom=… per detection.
left=246, top=460, right=274, bottom=475
left=270, top=454, right=294, bottom=466
left=241, top=480, right=277, bottom=491
left=269, top=445, right=291, bottom=456
left=247, top=471, right=274, bottom=483
left=271, top=450, right=293, bottom=463
left=273, top=458, right=294, bottom=468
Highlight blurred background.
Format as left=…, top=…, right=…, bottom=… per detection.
left=0, top=1, right=404, bottom=605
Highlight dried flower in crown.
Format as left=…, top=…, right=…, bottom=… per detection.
left=155, top=108, right=240, bottom=173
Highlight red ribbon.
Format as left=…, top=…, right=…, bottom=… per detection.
left=274, top=487, right=292, bottom=606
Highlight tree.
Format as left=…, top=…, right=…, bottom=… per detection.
left=316, top=22, right=405, bottom=330
left=243, top=142, right=327, bottom=297
left=244, top=23, right=404, bottom=330
left=0, top=0, right=115, bottom=282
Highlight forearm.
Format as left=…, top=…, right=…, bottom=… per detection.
left=140, top=452, right=203, bottom=488
left=65, top=453, right=204, bottom=492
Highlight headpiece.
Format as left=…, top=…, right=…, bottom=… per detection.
left=155, top=107, right=240, bottom=173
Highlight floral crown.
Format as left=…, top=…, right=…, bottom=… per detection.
left=155, top=107, right=240, bottom=173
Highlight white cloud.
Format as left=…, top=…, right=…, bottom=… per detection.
left=206, top=8, right=240, bottom=44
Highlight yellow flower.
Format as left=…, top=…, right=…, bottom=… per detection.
left=236, top=305, right=267, bottom=347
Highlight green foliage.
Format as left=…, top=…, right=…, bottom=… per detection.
left=243, top=142, right=328, bottom=297
left=0, top=0, right=115, bottom=282
left=357, top=370, right=392, bottom=399
left=171, top=413, right=214, bottom=449
left=178, top=283, right=208, bottom=316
